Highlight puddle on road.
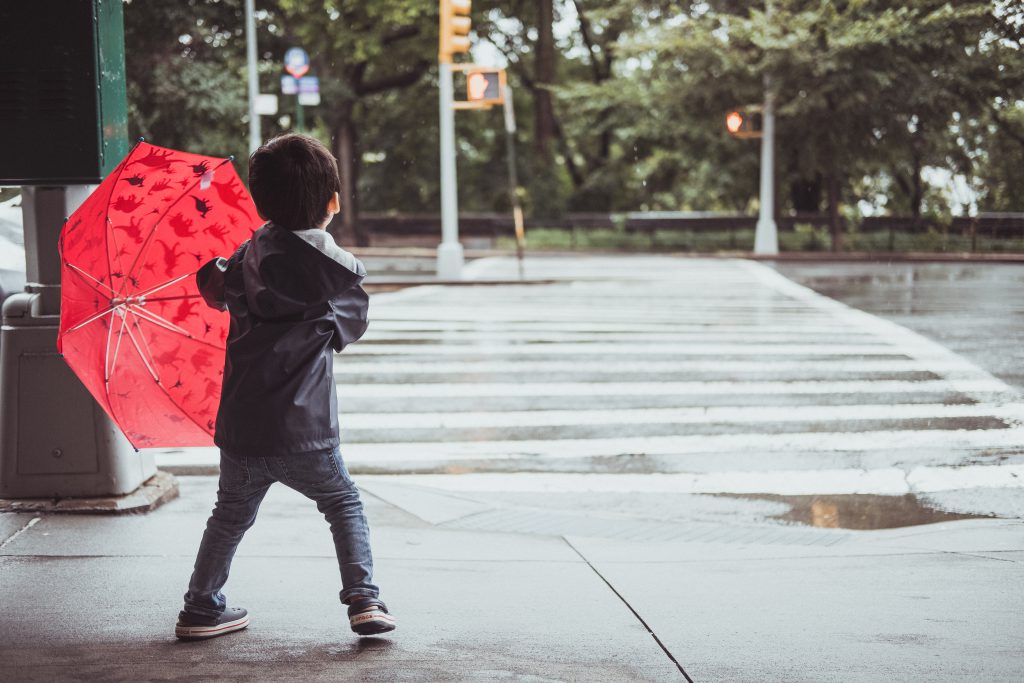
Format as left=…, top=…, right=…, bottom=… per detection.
left=718, top=493, right=992, bottom=530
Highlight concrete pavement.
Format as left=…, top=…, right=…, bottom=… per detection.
left=1, top=476, right=1022, bottom=681
left=4, top=254, right=1024, bottom=681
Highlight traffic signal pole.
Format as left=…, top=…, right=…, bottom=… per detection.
left=503, top=87, right=526, bottom=279
left=753, top=85, right=778, bottom=254
left=437, top=0, right=471, bottom=280
left=753, top=0, right=778, bottom=255
left=245, top=0, right=260, bottom=155
left=437, top=59, right=464, bottom=278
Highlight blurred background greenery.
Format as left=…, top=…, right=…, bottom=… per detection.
left=120, top=0, right=1023, bottom=249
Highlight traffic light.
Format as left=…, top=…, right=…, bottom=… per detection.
left=466, top=68, right=504, bottom=105
left=439, top=0, right=472, bottom=64
left=725, top=107, right=763, bottom=139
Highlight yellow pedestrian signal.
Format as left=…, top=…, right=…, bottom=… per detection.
left=725, top=107, right=763, bottom=139
left=439, top=0, right=472, bottom=64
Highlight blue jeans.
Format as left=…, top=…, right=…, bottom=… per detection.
left=183, top=447, right=379, bottom=618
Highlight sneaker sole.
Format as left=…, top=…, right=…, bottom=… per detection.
left=350, top=611, right=396, bottom=636
left=175, top=614, right=250, bottom=640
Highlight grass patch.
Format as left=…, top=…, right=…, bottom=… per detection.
left=497, top=224, right=1024, bottom=254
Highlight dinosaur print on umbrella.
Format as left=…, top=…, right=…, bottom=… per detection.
left=57, top=141, right=262, bottom=448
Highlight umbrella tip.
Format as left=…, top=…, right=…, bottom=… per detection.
left=228, top=155, right=235, bottom=161
left=137, top=136, right=146, bottom=142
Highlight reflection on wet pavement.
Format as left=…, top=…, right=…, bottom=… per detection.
left=774, top=262, right=1024, bottom=392
left=724, top=492, right=989, bottom=529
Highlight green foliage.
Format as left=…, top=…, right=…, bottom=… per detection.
left=121, top=0, right=1024, bottom=236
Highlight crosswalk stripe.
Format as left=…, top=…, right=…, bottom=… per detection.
left=360, top=330, right=885, bottom=344
left=339, top=427, right=1024, bottom=462
left=338, top=403, right=1024, bottom=430
left=349, top=379, right=1010, bottom=398
left=334, top=359, right=958, bottom=376
left=359, top=464, right=1024, bottom=496
left=346, top=342, right=906, bottom=356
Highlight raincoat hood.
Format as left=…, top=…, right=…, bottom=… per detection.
left=243, top=222, right=364, bottom=319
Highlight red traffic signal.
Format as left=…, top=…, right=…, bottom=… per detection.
left=725, top=107, right=763, bottom=138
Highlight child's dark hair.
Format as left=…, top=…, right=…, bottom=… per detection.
left=248, top=133, right=341, bottom=230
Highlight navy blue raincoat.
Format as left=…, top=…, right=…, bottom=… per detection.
left=196, top=223, right=368, bottom=454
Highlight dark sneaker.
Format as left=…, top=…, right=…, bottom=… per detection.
left=175, top=607, right=250, bottom=640
left=348, top=597, right=396, bottom=636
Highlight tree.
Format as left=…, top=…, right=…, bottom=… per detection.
left=274, top=0, right=433, bottom=245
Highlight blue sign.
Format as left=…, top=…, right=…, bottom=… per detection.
left=298, top=76, right=319, bottom=94
left=284, top=47, right=310, bottom=78
left=281, top=75, right=298, bottom=95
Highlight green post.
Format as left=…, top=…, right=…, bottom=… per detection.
left=95, top=0, right=130, bottom=175
left=296, top=100, right=305, bottom=131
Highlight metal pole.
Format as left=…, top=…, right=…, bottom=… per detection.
left=503, top=87, right=526, bottom=279
left=245, top=0, right=260, bottom=155
left=437, top=62, right=464, bottom=279
left=754, top=0, right=778, bottom=255
left=296, top=99, right=305, bottom=132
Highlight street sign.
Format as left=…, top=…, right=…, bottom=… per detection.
left=284, top=47, right=310, bottom=78
left=281, top=75, right=298, bottom=94
left=254, top=93, right=278, bottom=115
left=298, top=76, right=320, bottom=94
left=298, top=92, right=321, bottom=106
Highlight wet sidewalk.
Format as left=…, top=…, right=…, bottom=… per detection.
left=1, top=475, right=1022, bottom=682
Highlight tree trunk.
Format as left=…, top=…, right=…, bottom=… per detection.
left=910, top=148, right=923, bottom=227
left=826, top=172, right=843, bottom=252
left=332, top=113, right=367, bottom=247
left=534, top=0, right=556, bottom=160
left=789, top=174, right=822, bottom=214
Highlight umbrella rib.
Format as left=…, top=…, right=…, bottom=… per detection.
left=124, top=158, right=234, bottom=285
left=123, top=312, right=161, bottom=384
left=130, top=309, right=226, bottom=353
left=65, top=262, right=116, bottom=297
left=128, top=310, right=159, bottom=371
left=131, top=305, right=193, bottom=338
left=68, top=304, right=117, bottom=334
left=106, top=310, right=128, bottom=382
left=103, top=308, right=118, bottom=382
left=135, top=271, right=196, bottom=300
left=107, top=216, right=131, bottom=296
left=103, top=144, right=138, bottom=297
left=131, top=307, right=218, bottom=438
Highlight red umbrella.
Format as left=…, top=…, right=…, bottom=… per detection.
left=57, top=141, right=262, bottom=449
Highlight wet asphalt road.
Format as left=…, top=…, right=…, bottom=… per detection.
left=774, top=261, right=1024, bottom=393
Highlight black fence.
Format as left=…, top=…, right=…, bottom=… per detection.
left=355, top=212, right=1024, bottom=246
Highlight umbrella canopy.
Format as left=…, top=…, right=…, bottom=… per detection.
left=58, top=141, right=262, bottom=448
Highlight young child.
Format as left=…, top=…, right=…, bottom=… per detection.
left=175, top=133, right=394, bottom=639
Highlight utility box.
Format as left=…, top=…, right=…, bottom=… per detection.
left=0, top=5, right=158, bottom=501
left=0, top=0, right=129, bottom=185
left=0, top=291, right=153, bottom=498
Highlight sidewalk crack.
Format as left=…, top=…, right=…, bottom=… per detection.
left=562, top=535, right=694, bottom=682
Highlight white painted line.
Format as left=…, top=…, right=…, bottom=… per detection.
left=365, top=319, right=877, bottom=334
left=340, top=427, right=1024, bottom=462
left=360, top=330, right=885, bottom=344
left=346, top=342, right=904, bottom=357
left=334, top=358, right=957, bottom=376
left=0, top=516, right=41, bottom=550
left=339, top=403, right=1024, bottom=430
left=359, top=463, right=1024, bottom=496
left=349, top=379, right=1008, bottom=398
